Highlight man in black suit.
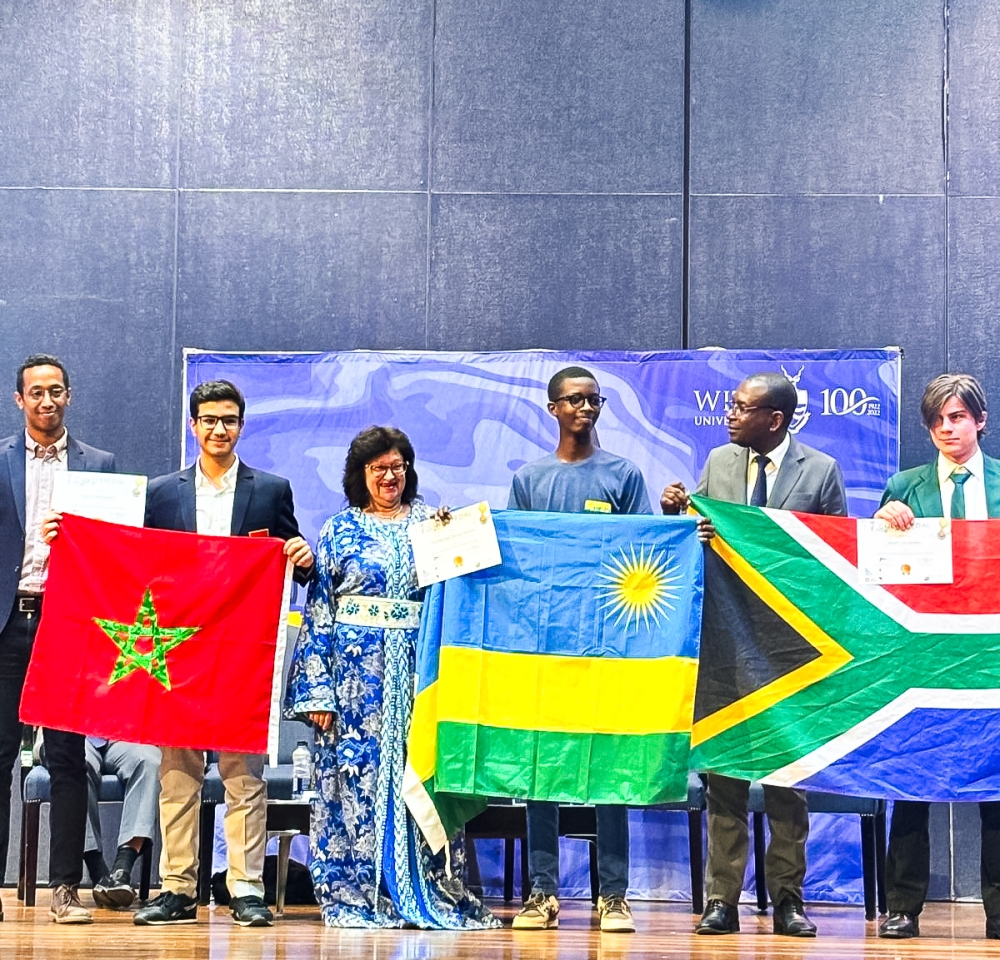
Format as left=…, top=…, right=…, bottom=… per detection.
left=0, top=354, right=116, bottom=923
left=133, top=379, right=314, bottom=929
left=662, top=372, right=847, bottom=938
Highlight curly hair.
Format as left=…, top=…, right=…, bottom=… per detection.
left=342, top=426, right=419, bottom=508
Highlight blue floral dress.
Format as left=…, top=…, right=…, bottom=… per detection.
left=284, top=499, right=498, bottom=929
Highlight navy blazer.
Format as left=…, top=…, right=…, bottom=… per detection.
left=0, top=431, right=117, bottom=633
left=144, top=460, right=312, bottom=585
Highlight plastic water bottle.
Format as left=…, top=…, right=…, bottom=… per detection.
left=291, top=740, right=313, bottom=799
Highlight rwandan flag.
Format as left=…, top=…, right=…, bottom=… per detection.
left=691, top=494, right=1000, bottom=801
left=404, top=510, right=703, bottom=853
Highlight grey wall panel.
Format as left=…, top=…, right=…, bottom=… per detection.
left=690, top=0, right=944, bottom=195
left=688, top=195, right=946, bottom=469
left=428, top=195, right=683, bottom=351
left=0, top=1, right=176, bottom=189
left=175, top=191, right=429, bottom=352
left=180, top=0, right=432, bottom=190
left=946, top=197, right=1000, bottom=461
left=0, top=189, right=176, bottom=478
left=433, top=0, right=685, bottom=194
left=948, top=5, right=1000, bottom=197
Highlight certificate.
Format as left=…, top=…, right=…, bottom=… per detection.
left=51, top=472, right=148, bottom=528
left=856, top=517, right=953, bottom=584
left=409, top=501, right=502, bottom=587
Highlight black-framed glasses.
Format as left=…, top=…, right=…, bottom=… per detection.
left=554, top=393, right=607, bottom=409
left=367, top=460, right=409, bottom=479
left=726, top=402, right=778, bottom=418
left=196, top=415, right=242, bottom=431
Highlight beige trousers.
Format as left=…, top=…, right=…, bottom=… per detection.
left=158, top=747, right=266, bottom=899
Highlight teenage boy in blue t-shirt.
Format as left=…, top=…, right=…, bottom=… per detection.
left=507, top=365, right=653, bottom=934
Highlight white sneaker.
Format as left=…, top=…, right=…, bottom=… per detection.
left=512, top=892, right=560, bottom=929
left=597, top=894, right=635, bottom=933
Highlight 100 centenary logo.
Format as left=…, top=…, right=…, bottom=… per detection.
left=691, top=365, right=883, bottom=434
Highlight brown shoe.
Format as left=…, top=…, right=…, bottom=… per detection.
left=50, top=884, right=93, bottom=924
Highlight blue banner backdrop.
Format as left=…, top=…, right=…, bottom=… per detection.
left=183, top=349, right=900, bottom=540
left=184, top=347, right=901, bottom=906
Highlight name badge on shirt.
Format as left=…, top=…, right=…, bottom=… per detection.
left=584, top=499, right=612, bottom=514
left=248, top=528, right=270, bottom=538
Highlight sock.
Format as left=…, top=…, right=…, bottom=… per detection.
left=110, top=843, right=140, bottom=877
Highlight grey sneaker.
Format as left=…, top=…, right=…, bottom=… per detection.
left=50, top=884, right=93, bottom=924
left=597, top=894, right=635, bottom=932
left=512, top=892, right=560, bottom=929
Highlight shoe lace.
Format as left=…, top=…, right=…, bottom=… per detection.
left=602, top=894, right=629, bottom=914
left=524, top=892, right=551, bottom=911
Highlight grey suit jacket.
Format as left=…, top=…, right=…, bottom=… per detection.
left=695, top=434, right=847, bottom=516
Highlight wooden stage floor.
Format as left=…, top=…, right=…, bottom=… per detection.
left=0, top=894, right=996, bottom=960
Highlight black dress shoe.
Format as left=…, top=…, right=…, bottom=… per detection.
left=987, top=915, right=1000, bottom=940
left=695, top=899, right=739, bottom=934
left=878, top=911, right=919, bottom=939
left=773, top=898, right=817, bottom=937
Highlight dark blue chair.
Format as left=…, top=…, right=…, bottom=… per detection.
left=748, top=782, right=886, bottom=920
left=18, top=766, right=153, bottom=907
left=196, top=714, right=310, bottom=905
left=465, top=771, right=707, bottom=913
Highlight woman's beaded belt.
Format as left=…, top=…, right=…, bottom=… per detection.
left=334, top=595, right=423, bottom=629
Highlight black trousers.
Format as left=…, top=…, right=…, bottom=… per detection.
left=886, top=799, right=1000, bottom=917
left=0, top=603, right=87, bottom=887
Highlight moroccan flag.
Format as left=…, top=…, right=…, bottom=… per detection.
left=690, top=494, right=1000, bottom=801
left=20, top=514, right=292, bottom=756
left=404, top=510, right=703, bottom=851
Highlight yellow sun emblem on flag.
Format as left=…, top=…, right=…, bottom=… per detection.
left=596, top=544, right=683, bottom=630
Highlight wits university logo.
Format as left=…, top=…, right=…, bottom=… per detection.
left=692, top=366, right=882, bottom=434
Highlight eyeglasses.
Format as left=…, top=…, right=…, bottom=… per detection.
left=196, top=415, right=242, bottom=431
left=367, top=460, right=409, bottom=479
left=726, top=402, right=778, bottom=418
left=554, top=394, right=607, bottom=409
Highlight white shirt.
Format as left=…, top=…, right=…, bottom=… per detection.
left=937, top=448, right=987, bottom=520
left=195, top=456, right=239, bottom=537
left=19, top=429, right=69, bottom=595
left=745, top=433, right=791, bottom=506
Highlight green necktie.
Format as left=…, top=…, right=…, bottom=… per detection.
left=951, top=466, right=971, bottom=520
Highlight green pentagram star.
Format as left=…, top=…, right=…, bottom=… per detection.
left=94, top=588, right=200, bottom=691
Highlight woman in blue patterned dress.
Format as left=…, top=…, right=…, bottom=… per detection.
left=284, top=426, right=498, bottom=929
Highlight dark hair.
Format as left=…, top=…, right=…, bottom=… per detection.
left=189, top=379, right=246, bottom=419
left=16, top=354, right=70, bottom=395
left=920, top=373, right=987, bottom=436
left=342, top=426, right=419, bottom=508
left=547, top=365, right=597, bottom=401
left=744, top=372, right=798, bottom=430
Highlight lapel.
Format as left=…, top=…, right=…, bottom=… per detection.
left=767, top=435, right=802, bottom=509
left=983, top=456, right=1000, bottom=517
left=4, top=435, right=26, bottom=533
left=65, top=433, right=86, bottom=472
left=726, top=445, right=751, bottom=504
left=231, top=461, right=255, bottom=536
left=908, top=461, right=944, bottom=517
left=176, top=465, right=198, bottom=533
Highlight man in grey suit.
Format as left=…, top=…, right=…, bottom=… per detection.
left=662, top=372, right=847, bottom=938
left=0, top=354, right=116, bottom=924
